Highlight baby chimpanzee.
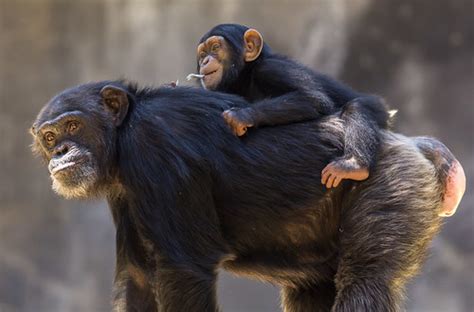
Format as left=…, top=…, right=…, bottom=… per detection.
left=192, top=24, right=392, bottom=188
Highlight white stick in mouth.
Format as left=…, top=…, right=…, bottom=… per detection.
left=186, top=73, right=207, bottom=89
left=186, top=73, right=205, bottom=80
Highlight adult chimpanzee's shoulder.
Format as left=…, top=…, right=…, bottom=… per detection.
left=118, top=84, right=246, bottom=153
left=134, top=85, right=248, bottom=113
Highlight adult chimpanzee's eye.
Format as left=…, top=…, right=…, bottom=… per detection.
left=44, top=131, right=55, bottom=143
left=67, top=121, right=79, bottom=134
left=199, top=51, right=207, bottom=60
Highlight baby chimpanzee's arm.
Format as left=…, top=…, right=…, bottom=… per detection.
left=222, top=57, right=391, bottom=187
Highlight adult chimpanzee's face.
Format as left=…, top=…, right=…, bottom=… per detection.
left=30, top=83, right=129, bottom=199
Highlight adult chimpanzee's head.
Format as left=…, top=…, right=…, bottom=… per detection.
left=197, top=24, right=271, bottom=91
left=30, top=82, right=130, bottom=199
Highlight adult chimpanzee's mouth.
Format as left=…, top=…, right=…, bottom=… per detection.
left=50, top=161, right=77, bottom=174
left=49, top=157, right=87, bottom=175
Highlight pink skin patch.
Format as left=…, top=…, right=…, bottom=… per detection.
left=440, top=160, right=466, bottom=217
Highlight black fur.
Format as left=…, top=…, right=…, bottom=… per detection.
left=31, top=81, right=454, bottom=311
left=199, top=23, right=391, bottom=170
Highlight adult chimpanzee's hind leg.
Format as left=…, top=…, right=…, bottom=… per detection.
left=150, top=262, right=220, bottom=312
left=331, top=205, right=438, bottom=312
left=331, top=144, right=442, bottom=312
left=281, top=282, right=336, bottom=312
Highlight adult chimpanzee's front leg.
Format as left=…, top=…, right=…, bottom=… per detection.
left=112, top=267, right=157, bottom=312
left=111, top=267, right=129, bottom=312
left=151, top=261, right=219, bottom=312
left=111, top=199, right=159, bottom=312
left=142, top=184, right=224, bottom=312
left=281, top=281, right=336, bottom=312
left=112, top=217, right=158, bottom=311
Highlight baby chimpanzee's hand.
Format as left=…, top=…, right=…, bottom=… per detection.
left=222, top=108, right=255, bottom=136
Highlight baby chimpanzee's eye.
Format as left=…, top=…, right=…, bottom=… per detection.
left=211, top=43, right=220, bottom=52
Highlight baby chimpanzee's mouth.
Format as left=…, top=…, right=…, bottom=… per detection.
left=205, top=69, right=218, bottom=76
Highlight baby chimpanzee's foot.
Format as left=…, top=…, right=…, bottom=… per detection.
left=222, top=108, right=255, bottom=136
left=321, top=157, right=369, bottom=188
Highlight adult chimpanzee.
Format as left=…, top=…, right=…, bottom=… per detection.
left=194, top=23, right=391, bottom=188
left=31, top=81, right=465, bottom=312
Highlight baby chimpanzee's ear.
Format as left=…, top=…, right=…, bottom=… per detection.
left=100, top=85, right=130, bottom=127
left=243, top=29, right=264, bottom=62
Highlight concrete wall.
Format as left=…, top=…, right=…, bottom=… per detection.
left=0, top=0, right=472, bottom=311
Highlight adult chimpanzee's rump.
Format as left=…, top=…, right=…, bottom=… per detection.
left=31, top=81, right=464, bottom=312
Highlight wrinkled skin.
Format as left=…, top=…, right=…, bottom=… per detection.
left=30, top=83, right=126, bottom=199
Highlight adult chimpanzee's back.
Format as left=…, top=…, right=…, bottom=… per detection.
left=31, top=81, right=465, bottom=312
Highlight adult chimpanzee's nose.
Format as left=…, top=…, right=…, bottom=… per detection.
left=53, top=143, right=69, bottom=158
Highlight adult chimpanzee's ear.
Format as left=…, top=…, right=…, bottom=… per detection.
left=100, top=85, right=130, bottom=127
left=29, top=125, right=36, bottom=136
left=243, top=29, right=263, bottom=62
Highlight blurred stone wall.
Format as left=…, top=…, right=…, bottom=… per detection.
left=0, top=0, right=472, bottom=311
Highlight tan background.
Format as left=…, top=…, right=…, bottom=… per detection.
left=0, top=0, right=472, bottom=311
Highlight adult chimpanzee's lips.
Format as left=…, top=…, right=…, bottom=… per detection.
left=49, top=157, right=87, bottom=175
left=50, top=161, right=77, bottom=174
